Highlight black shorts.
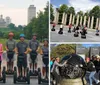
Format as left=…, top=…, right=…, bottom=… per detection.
left=30, top=51, right=37, bottom=63
left=42, top=55, right=49, bottom=66
left=7, top=51, right=14, bottom=62
left=17, top=54, right=27, bottom=68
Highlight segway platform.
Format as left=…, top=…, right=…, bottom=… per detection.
left=38, top=68, right=49, bottom=84
left=30, top=70, right=38, bottom=76
left=13, top=67, right=30, bottom=84
left=74, top=33, right=79, bottom=37
left=95, top=33, right=99, bottom=36
left=81, top=35, right=86, bottom=39
left=0, top=67, right=6, bottom=83
left=6, top=69, right=14, bottom=75
left=51, top=28, right=55, bottom=31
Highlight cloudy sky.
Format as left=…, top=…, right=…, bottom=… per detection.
left=0, top=0, right=48, bottom=26
left=51, top=0, right=100, bottom=13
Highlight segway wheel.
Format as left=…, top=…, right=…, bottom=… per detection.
left=81, top=35, right=86, bottom=39
left=27, top=67, right=30, bottom=84
left=51, top=28, right=55, bottom=31
left=38, top=68, right=41, bottom=84
left=2, top=67, right=6, bottom=83
left=13, top=67, right=17, bottom=84
left=96, top=33, right=99, bottom=36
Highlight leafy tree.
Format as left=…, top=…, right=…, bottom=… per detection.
left=77, top=11, right=83, bottom=16
left=24, top=2, right=49, bottom=41
left=67, top=7, right=75, bottom=15
left=51, top=44, right=76, bottom=59
left=59, top=4, right=68, bottom=13
left=50, top=4, right=54, bottom=22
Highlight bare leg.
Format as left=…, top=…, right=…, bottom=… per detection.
left=42, top=67, right=46, bottom=77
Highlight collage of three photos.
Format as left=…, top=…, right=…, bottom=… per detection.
left=0, top=0, right=100, bottom=85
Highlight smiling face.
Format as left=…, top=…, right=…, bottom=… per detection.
left=20, top=37, right=24, bottom=42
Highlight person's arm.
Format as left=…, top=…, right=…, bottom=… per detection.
left=13, top=41, right=16, bottom=52
left=15, top=43, right=18, bottom=54
left=39, top=47, right=43, bottom=55
left=0, top=44, right=3, bottom=53
left=24, top=43, right=29, bottom=54
left=55, top=61, right=67, bottom=67
left=28, top=41, right=32, bottom=52
left=5, top=41, right=9, bottom=51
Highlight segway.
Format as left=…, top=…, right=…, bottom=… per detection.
left=38, top=57, right=49, bottom=84
left=0, top=67, right=6, bottom=83
left=95, top=33, right=99, bottom=36
left=13, top=67, right=30, bottom=84
left=95, top=30, right=99, bottom=36
left=68, top=28, right=71, bottom=33
left=81, top=34, right=86, bottom=39
left=6, top=51, right=14, bottom=75
left=38, top=68, right=49, bottom=84
left=58, top=28, right=63, bottom=34
left=51, top=26, right=55, bottom=31
left=74, top=32, right=79, bottom=37
left=29, top=51, right=38, bottom=76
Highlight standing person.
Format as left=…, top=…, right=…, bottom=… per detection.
left=16, top=34, right=28, bottom=78
left=68, top=24, right=72, bottom=32
left=85, top=57, right=100, bottom=85
left=29, top=33, right=39, bottom=73
left=0, top=43, right=3, bottom=78
left=40, top=39, right=49, bottom=79
left=51, top=57, right=67, bottom=85
left=5, top=32, right=16, bottom=72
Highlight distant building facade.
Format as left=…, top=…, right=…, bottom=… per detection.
left=0, top=15, right=11, bottom=28
left=28, top=5, right=36, bottom=24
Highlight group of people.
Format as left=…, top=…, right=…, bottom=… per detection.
left=0, top=32, right=49, bottom=79
left=85, top=55, right=100, bottom=85
left=50, top=55, right=100, bottom=85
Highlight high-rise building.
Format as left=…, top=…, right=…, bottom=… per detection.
left=0, top=15, right=7, bottom=28
left=5, top=16, right=11, bottom=25
left=28, top=5, right=36, bottom=24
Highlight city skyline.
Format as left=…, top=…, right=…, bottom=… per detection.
left=0, top=0, right=48, bottom=26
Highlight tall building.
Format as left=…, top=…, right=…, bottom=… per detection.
left=5, top=16, right=11, bottom=25
left=0, top=15, right=11, bottom=28
left=28, top=5, right=36, bottom=24
left=0, top=15, right=7, bottom=28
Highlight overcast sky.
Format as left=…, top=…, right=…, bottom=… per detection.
left=51, top=0, right=100, bottom=13
left=0, top=0, right=48, bottom=26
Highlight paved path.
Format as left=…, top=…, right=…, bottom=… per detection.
left=50, top=25, right=100, bottom=42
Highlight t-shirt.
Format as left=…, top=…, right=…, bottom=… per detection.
left=29, top=39, right=39, bottom=51
left=16, top=41, right=28, bottom=54
left=41, top=46, right=49, bottom=56
left=6, top=39, right=16, bottom=51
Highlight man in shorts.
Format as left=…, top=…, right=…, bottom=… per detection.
left=16, top=34, right=28, bottom=77
left=6, top=32, right=16, bottom=71
left=29, top=33, right=39, bottom=72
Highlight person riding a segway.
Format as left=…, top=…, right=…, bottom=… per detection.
left=14, top=34, right=30, bottom=83
left=95, top=27, right=99, bottom=36
left=38, top=39, right=49, bottom=84
left=81, top=27, right=87, bottom=39
left=0, top=43, right=6, bottom=83
left=5, top=32, right=16, bottom=74
left=51, top=23, right=56, bottom=31
left=29, top=33, right=39, bottom=76
left=58, top=25, right=63, bottom=34
left=68, top=24, right=72, bottom=33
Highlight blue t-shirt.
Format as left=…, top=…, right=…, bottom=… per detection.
left=50, top=61, right=53, bottom=69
